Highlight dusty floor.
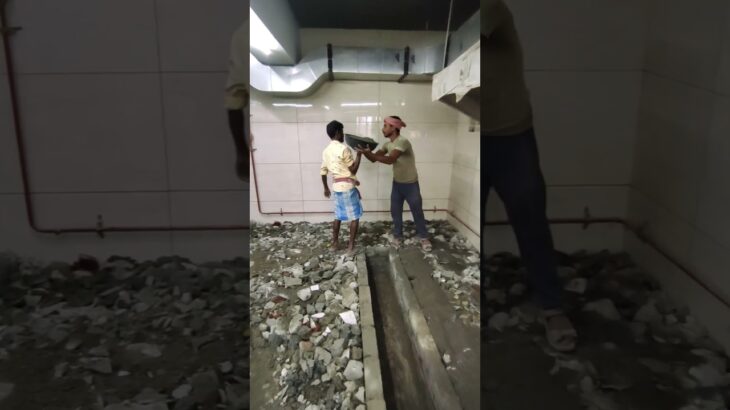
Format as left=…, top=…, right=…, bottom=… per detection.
left=483, top=251, right=730, bottom=410
left=0, top=253, right=249, bottom=410
left=249, top=220, right=480, bottom=410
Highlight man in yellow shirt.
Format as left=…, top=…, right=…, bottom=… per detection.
left=358, top=116, right=432, bottom=252
left=484, top=0, right=577, bottom=351
left=321, top=121, right=363, bottom=255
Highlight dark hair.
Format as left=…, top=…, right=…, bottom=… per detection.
left=326, top=120, right=344, bottom=138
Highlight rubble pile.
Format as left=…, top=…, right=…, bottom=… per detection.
left=421, top=224, right=480, bottom=326
left=251, top=222, right=366, bottom=410
left=0, top=252, right=249, bottom=410
left=484, top=251, right=730, bottom=409
left=249, top=219, right=479, bottom=409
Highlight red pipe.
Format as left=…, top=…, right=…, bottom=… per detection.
left=1, top=6, right=248, bottom=235
left=486, top=217, right=730, bottom=310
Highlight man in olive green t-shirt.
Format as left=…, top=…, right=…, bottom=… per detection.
left=484, top=0, right=577, bottom=352
left=357, top=116, right=432, bottom=252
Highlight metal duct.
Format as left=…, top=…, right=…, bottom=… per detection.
left=250, top=42, right=445, bottom=97
left=250, top=14, right=481, bottom=121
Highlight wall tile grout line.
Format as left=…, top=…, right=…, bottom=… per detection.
left=525, top=68, right=644, bottom=73
left=151, top=0, right=174, bottom=252
left=627, top=185, right=730, bottom=260
left=642, top=69, right=730, bottom=98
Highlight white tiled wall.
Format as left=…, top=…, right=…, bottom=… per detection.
left=626, top=0, right=730, bottom=352
left=0, top=0, right=248, bottom=263
left=489, top=0, right=730, bottom=352
left=250, top=81, right=459, bottom=232
left=449, top=114, right=480, bottom=248
left=484, top=0, right=646, bottom=254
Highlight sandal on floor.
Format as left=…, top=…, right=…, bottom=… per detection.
left=420, top=239, right=433, bottom=252
left=540, top=309, right=577, bottom=352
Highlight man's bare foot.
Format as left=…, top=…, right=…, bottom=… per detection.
left=331, top=242, right=339, bottom=251
left=390, top=237, right=402, bottom=248
left=346, top=246, right=356, bottom=256
left=420, top=239, right=432, bottom=252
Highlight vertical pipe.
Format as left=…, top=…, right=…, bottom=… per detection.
left=442, top=0, right=455, bottom=68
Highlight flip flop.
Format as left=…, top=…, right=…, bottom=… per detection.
left=420, top=239, right=433, bottom=252
left=390, top=237, right=402, bottom=248
left=540, top=309, right=577, bottom=352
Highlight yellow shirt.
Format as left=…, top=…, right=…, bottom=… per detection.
left=320, top=140, right=358, bottom=192
left=225, top=21, right=248, bottom=110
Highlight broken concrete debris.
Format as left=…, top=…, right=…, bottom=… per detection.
left=343, top=360, right=364, bottom=381
left=251, top=220, right=479, bottom=408
left=484, top=251, right=730, bottom=409
left=0, top=252, right=249, bottom=409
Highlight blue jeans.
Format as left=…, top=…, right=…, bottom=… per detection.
left=482, top=128, right=562, bottom=310
left=391, top=181, right=428, bottom=240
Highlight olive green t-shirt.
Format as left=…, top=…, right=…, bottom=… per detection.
left=383, top=136, right=418, bottom=183
left=483, top=0, right=533, bottom=136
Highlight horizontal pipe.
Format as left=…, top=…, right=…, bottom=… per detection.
left=485, top=217, right=730, bottom=310
left=34, top=225, right=249, bottom=235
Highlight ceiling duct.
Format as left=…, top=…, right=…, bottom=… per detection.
left=250, top=42, right=445, bottom=98
left=250, top=9, right=480, bottom=120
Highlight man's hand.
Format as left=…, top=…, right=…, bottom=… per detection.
left=236, top=155, right=249, bottom=182
left=356, top=144, right=371, bottom=154
left=324, top=188, right=331, bottom=198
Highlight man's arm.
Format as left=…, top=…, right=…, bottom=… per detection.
left=322, top=175, right=330, bottom=197
left=482, top=0, right=506, bottom=39
left=362, top=148, right=385, bottom=163
left=360, top=148, right=401, bottom=165
left=227, top=109, right=247, bottom=156
left=227, top=109, right=249, bottom=181
left=347, top=150, right=363, bottom=174
left=321, top=162, right=331, bottom=198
